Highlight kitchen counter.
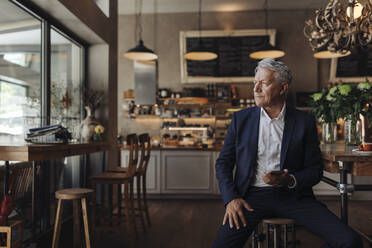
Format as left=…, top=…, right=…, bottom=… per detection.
left=119, top=144, right=221, bottom=151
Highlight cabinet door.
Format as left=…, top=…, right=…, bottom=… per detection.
left=121, top=150, right=160, bottom=194
left=161, top=151, right=214, bottom=194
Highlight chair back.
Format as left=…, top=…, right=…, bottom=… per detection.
left=127, top=133, right=139, bottom=176
left=138, top=133, right=151, bottom=173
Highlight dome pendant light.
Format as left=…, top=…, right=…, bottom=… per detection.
left=313, top=50, right=351, bottom=59
left=184, top=0, right=218, bottom=61
left=124, top=0, right=158, bottom=61
left=249, top=0, right=285, bottom=60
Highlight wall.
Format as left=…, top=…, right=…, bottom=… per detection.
left=118, top=9, right=322, bottom=136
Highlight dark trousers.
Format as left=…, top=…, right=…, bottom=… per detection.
left=212, top=187, right=363, bottom=248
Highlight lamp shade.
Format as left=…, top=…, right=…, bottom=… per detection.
left=124, top=40, right=158, bottom=61
left=313, top=49, right=351, bottom=59
left=184, top=48, right=218, bottom=61
left=249, top=43, right=285, bottom=59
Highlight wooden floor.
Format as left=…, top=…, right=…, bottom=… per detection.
left=88, top=197, right=372, bottom=248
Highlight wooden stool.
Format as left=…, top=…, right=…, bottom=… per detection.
left=0, top=220, right=23, bottom=248
left=52, top=188, right=93, bottom=248
left=252, top=218, right=296, bottom=248
left=262, top=218, right=296, bottom=248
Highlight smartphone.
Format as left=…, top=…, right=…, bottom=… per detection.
left=269, top=170, right=284, bottom=175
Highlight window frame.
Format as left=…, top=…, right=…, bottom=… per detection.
left=8, top=0, right=87, bottom=128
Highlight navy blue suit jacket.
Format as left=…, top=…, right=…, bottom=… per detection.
left=215, top=106, right=323, bottom=206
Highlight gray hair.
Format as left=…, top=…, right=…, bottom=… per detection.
left=255, top=58, right=292, bottom=85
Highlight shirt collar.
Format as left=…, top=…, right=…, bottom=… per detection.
left=260, top=103, right=286, bottom=121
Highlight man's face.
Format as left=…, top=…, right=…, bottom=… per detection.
left=253, top=67, right=285, bottom=108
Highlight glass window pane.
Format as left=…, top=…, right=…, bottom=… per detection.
left=0, top=1, right=42, bottom=143
left=50, top=28, right=83, bottom=141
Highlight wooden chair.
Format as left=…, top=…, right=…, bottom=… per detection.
left=52, top=188, right=94, bottom=248
left=136, top=133, right=152, bottom=227
left=90, top=134, right=139, bottom=248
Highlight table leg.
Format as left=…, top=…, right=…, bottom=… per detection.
left=338, top=161, right=351, bottom=225
left=31, top=161, right=37, bottom=239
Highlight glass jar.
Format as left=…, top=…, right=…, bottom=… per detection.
left=344, top=115, right=362, bottom=146
left=322, top=122, right=337, bottom=144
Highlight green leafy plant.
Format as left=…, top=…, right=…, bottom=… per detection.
left=309, top=88, right=337, bottom=124
left=327, top=79, right=372, bottom=126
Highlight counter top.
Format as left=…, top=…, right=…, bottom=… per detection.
left=119, top=145, right=221, bottom=151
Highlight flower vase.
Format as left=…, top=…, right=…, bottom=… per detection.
left=80, top=106, right=99, bottom=142
left=322, top=122, right=337, bottom=144
left=344, top=115, right=362, bottom=146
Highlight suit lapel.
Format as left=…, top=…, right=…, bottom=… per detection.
left=248, top=107, right=260, bottom=166
left=280, top=106, right=296, bottom=169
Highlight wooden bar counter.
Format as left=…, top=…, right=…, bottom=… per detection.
left=0, top=141, right=111, bottom=245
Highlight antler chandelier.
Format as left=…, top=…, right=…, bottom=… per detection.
left=304, top=0, right=372, bottom=56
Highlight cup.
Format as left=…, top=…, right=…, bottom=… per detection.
left=359, top=143, right=372, bottom=151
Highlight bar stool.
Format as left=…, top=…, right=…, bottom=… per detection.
left=252, top=218, right=296, bottom=248
left=90, top=134, right=138, bottom=248
left=52, top=188, right=93, bottom=248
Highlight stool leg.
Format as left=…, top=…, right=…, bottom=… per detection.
left=124, top=181, right=135, bottom=248
left=52, top=199, right=63, bottom=248
left=81, top=197, right=91, bottom=248
left=129, top=179, right=138, bottom=239
left=283, top=225, right=288, bottom=248
left=292, top=224, right=296, bottom=248
left=91, top=182, right=96, bottom=235
left=73, top=199, right=81, bottom=248
left=136, top=175, right=146, bottom=232
left=274, top=224, right=280, bottom=248
left=264, top=224, right=269, bottom=248
left=142, top=173, right=151, bottom=226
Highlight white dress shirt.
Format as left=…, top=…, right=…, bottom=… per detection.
left=252, top=104, right=286, bottom=187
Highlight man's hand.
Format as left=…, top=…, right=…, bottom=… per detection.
left=223, top=198, right=254, bottom=229
left=262, top=169, right=294, bottom=187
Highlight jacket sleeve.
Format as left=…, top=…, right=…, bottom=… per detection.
left=292, top=114, right=323, bottom=191
left=215, top=113, right=240, bottom=206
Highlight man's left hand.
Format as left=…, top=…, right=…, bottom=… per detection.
left=262, top=169, right=294, bottom=187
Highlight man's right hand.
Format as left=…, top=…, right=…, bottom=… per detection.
left=223, top=198, right=254, bottom=230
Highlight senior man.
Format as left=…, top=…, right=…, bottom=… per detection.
left=212, top=58, right=362, bottom=248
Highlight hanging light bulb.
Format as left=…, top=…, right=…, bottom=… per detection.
left=249, top=0, right=285, bottom=59
left=346, top=1, right=364, bottom=19
left=124, top=0, right=158, bottom=61
left=184, top=0, right=218, bottom=61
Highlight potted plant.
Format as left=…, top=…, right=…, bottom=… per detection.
left=327, top=79, right=372, bottom=145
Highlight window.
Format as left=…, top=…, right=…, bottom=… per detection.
left=0, top=1, right=85, bottom=142
left=0, top=1, right=42, bottom=142
left=50, top=28, right=83, bottom=140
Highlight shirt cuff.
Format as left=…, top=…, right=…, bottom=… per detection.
left=288, top=174, right=297, bottom=189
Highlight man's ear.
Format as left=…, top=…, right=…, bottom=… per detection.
left=280, top=83, right=288, bottom=95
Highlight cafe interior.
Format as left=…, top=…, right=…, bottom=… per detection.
left=0, top=0, right=371, bottom=247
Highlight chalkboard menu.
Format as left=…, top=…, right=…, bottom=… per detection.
left=180, top=29, right=277, bottom=83
left=186, top=36, right=269, bottom=77
left=330, top=45, right=372, bottom=82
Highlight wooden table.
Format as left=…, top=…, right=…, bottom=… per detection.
left=321, top=143, right=372, bottom=225
left=0, top=142, right=111, bottom=244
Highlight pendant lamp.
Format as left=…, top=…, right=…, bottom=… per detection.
left=184, top=0, right=218, bottom=61
left=249, top=0, right=285, bottom=60
left=124, top=0, right=158, bottom=61
left=313, top=50, right=351, bottom=59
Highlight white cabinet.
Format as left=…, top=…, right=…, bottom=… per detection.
left=161, top=151, right=215, bottom=194
left=121, top=150, right=161, bottom=194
